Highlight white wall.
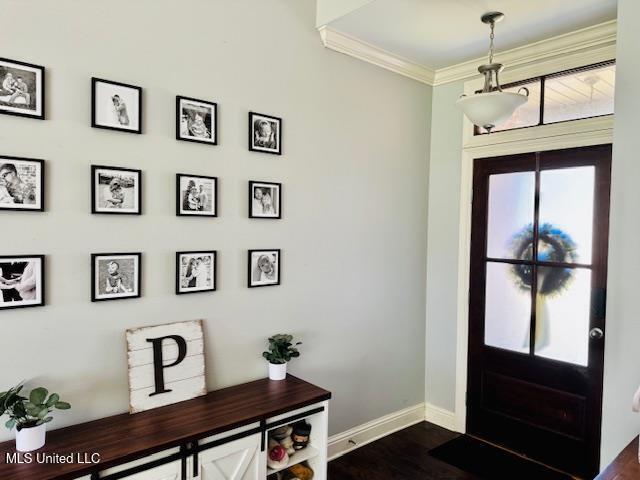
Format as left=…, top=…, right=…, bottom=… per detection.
left=0, top=0, right=431, bottom=441
left=600, top=0, right=640, bottom=465
left=424, top=80, right=464, bottom=412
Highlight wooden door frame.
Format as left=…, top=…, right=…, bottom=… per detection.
left=451, top=131, right=614, bottom=442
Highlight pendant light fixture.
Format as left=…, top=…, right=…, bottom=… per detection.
left=456, top=12, right=528, bottom=133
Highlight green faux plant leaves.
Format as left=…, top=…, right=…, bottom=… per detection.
left=0, top=384, right=71, bottom=431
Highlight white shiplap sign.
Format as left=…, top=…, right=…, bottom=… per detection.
left=126, top=320, right=206, bottom=413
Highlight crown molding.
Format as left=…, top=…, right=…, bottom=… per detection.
left=318, top=20, right=616, bottom=87
left=433, top=20, right=617, bottom=85
left=318, top=25, right=436, bottom=85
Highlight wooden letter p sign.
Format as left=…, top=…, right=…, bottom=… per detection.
left=126, top=320, right=206, bottom=413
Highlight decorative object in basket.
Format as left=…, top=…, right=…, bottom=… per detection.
left=0, top=383, right=70, bottom=452
left=126, top=319, right=206, bottom=413
left=263, top=334, right=301, bottom=380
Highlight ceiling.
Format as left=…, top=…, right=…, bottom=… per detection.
left=325, top=0, right=618, bottom=69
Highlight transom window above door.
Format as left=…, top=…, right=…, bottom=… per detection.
left=475, top=60, right=616, bottom=134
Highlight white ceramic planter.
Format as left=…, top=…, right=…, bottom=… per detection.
left=268, top=362, right=287, bottom=381
left=15, top=423, right=46, bottom=452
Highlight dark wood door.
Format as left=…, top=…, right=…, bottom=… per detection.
left=467, top=145, right=612, bottom=479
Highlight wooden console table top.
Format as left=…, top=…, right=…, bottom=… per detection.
left=596, top=436, right=639, bottom=480
left=0, top=375, right=331, bottom=480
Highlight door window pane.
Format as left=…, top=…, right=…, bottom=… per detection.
left=485, top=262, right=532, bottom=353
left=487, top=172, right=536, bottom=259
left=534, top=267, right=591, bottom=366
left=477, top=80, right=542, bottom=134
left=538, top=167, right=595, bottom=264
left=544, top=64, right=615, bottom=124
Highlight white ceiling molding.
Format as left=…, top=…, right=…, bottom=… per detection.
left=318, top=25, right=436, bottom=85
left=434, top=20, right=617, bottom=86
left=319, top=20, right=616, bottom=87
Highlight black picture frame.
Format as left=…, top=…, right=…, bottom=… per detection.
left=175, top=250, right=217, bottom=295
left=176, top=96, right=218, bottom=145
left=91, top=77, right=142, bottom=134
left=176, top=173, right=218, bottom=217
left=91, top=252, right=141, bottom=302
left=248, top=111, right=282, bottom=155
left=248, top=180, right=282, bottom=219
left=91, top=165, right=142, bottom=215
left=0, top=254, right=45, bottom=310
left=0, top=57, right=45, bottom=120
left=0, top=156, right=45, bottom=212
left=247, top=249, right=281, bottom=288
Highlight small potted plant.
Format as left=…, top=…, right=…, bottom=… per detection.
left=0, top=383, right=71, bottom=452
left=262, top=334, right=301, bottom=381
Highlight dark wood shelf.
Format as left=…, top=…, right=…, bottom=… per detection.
left=596, top=436, right=639, bottom=480
left=0, top=375, right=331, bottom=480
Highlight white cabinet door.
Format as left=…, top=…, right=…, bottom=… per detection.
left=198, top=433, right=261, bottom=480
left=110, top=460, right=182, bottom=480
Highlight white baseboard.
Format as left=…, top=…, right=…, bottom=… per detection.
left=425, top=402, right=457, bottom=431
left=328, top=403, right=426, bottom=460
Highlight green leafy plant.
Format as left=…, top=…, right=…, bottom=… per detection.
left=0, top=384, right=71, bottom=431
left=262, top=334, right=301, bottom=365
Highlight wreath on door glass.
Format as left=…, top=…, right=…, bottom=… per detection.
left=509, top=223, right=578, bottom=349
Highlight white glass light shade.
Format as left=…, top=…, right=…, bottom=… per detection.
left=456, top=91, right=528, bottom=130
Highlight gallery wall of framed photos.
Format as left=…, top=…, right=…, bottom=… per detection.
left=0, top=0, right=432, bottom=443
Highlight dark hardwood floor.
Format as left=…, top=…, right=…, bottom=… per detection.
left=329, top=421, right=479, bottom=479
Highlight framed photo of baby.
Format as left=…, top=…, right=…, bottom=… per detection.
left=249, top=181, right=281, bottom=219
left=249, top=112, right=281, bottom=155
left=92, top=165, right=141, bottom=215
left=248, top=249, right=280, bottom=288
left=92, top=78, right=142, bottom=134
left=176, top=174, right=217, bottom=217
left=176, top=96, right=217, bottom=145
left=0, top=255, right=45, bottom=310
left=91, top=253, right=141, bottom=302
left=0, top=156, right=44, bottom=212
left=176, top=251, right=217, bottom=295
left=0, top=58, right=44, bottom=119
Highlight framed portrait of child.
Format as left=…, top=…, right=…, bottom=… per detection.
left=176, top=251, right=217, bottom=295
left=91, top=252, right=141, bottom=302
left=248, top=249, right=280, bottom=288
left=91, top=165, right=142, bottom=215
left=248, top=111, right=282, bottom=155
left=91, top=77, right=142, bottom=134
left=0, top=156, right=45, bottom=212
left=176, top=174, right=217, bottom=217
left=249, top=181, right=281, bottom=219
left=176, top=96, right=217, bottom=146
left=0, top=57, right=45, bottom=120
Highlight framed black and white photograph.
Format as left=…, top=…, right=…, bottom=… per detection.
left=0, top=156, right=44, bottom=212
left=248, top=249, right=280, bottom=288
left=176, top=96, right=217, bottom=145
left=91, top=252, right=141, bottom=302
left=0, top=255, right=45, bottom=310
left=249, top=181, right=281, bottom=219
left=92, top=77, right=142, bottom=133
left=248, top=112, right=281, bottom=155
left=176, top=174, right=217, bottom=217
left=176, top=251, right=217, bottom=295
left=0, top=58, right=45, bottom=119
left=92, top=165, right=141, bottom=215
